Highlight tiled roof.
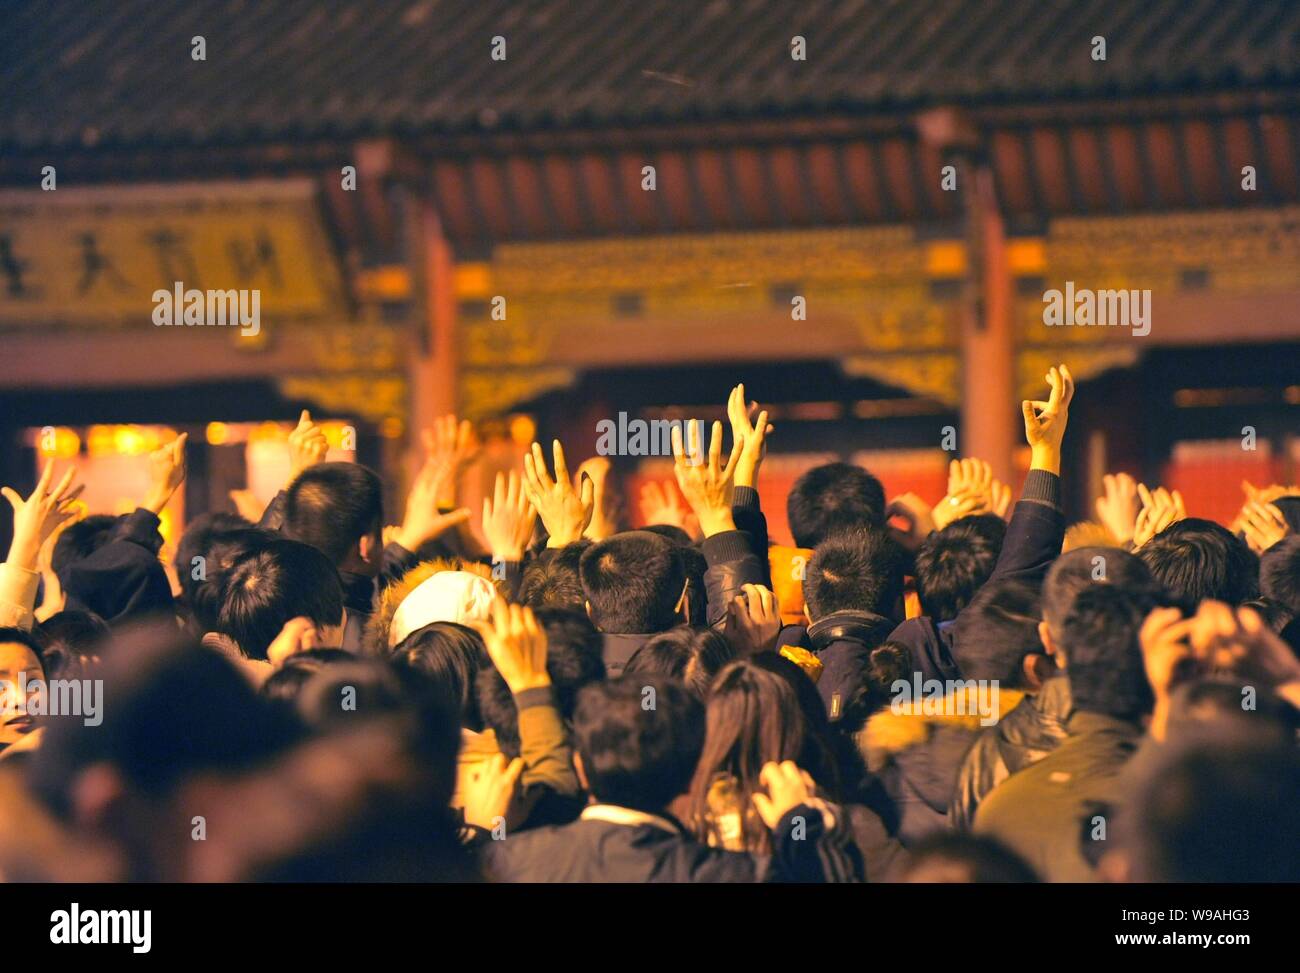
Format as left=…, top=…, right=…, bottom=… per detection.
left=3, top=0, right=1298, bottom=151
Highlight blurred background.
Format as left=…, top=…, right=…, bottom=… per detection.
left=1, top=0, right=1298, bottom=551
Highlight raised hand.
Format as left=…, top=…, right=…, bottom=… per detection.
left=392, top=461, right=472, bottom=552
left=723, top=583, right=782, bottom=655
left=576, top=455, right=617, bottom=541
left=3, top=461, right=84, bottom=570
left=931, top=491, right=985, bottom=531
left=1132, top=483, right=1186, bottom=549
left=1096, top=472, right=1141, bottom=546
left=522, top=440, right=593, bottom=548
left=287, top=410, right=330, bottom=481
left=639, top=480, right=699, bottom=538
left=1238, top=499, right=1290, bottom=554
left=885, top=492, right=936, bottom=546
left=481, top=470, right=537, bottom=562
left=1022, top=364, right=1074, bottom=474
left=266, top=616, right=331, bottom=667
left=421, top=415, right=481, bottom=507
left=143, top=432, right=189, bottom=515
left=672, top=419, right=741, bottom=538
left=468, top=599, right=551, bottom=694
left=727, top=383, right=773, bottom=490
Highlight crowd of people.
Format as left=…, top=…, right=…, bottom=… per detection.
left=0, top=365, right=1297, bottom=882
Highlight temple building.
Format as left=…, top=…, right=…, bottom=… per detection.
left=1, top=0, right=1298, bottom=540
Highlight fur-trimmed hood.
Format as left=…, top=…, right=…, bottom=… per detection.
left=364, top=558, right=500, bottom=655
left=859, top=685, right=1026, bottom=771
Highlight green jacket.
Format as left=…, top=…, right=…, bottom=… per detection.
left=972, top=710, right=1141, bottom=882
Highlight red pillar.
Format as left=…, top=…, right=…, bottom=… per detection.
left=960, top=165, right=1015, bottom=485
left=409, top=199, right=458, bottom=478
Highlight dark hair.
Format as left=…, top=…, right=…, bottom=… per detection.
left=1058, top=585, right=1156, bottom=722
left=803, top=527, right=905, bottom=621
left=182, top=527, right=277, bottom=634
left=843, top=640, right=914, bottom=722
left=573, top=675, right=704, bottom=814
left=787, top=462, right=886, bottom=548
left=1125, top=742, right=1300, bottom=882
left=1164, top=676, right=1299, bottom=747
left=0, top=625, right=45, bottom=667
left=51, top=514, right=119, bottom=587
left=949, top=579, right=1043, bottom=686
left=677, top=545, right=709, bottom=627
left=34, top=610, right=109, bottom=679
left=175, top=512, right=253, bottom=609
left=391, top=622, right=489, bottom=730
left=476, top=607, right=605, bottom=757
left=686, top=659, right=806, bottom=852
left=1042, top=546, right=1159, bottom=638
left=1259, top=534, right=1300, bottom=615
left=914, top=516, right=1005, bottom=622
left=903, top=833, right=1040, bottom=883
left=29, top=622, right=292, bottom=820
left=283, top=462, right=383, bottom=565
left=293, top=658, right=407, bottom=730
left=579, top=531, right=685, bottom=634
left=747, top=651, right=843, bottom=797
left=217, top=538, right=344, bottom=661
left=517, top=541, right=590, bottom=612
left=624, top=626, right=734, bottom=698
left=260, top=648, right=357, bottom=707
left=1138, top=518, right=1258, bottom=611
left=641, top=523, right=693, bottom=547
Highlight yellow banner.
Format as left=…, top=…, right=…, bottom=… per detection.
left=0, top=180, right=345, bottom=325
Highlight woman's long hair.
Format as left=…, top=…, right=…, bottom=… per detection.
left=685, top=658, right=806, bottom=853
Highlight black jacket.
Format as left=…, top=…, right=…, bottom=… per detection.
left=888, top=469, right=1066, bottom=682
left=482, top=803, right=862, bottom=882
left=64, top=508, right=175, bottom=624
left=949, top=676, right=1073, bottom=831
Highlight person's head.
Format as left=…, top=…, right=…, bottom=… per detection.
left=387, top=571, right=497, bottom=649
left=1041, top=547, right=1160, bottom=650
left=175, top=512, right=253, bottom=607
left=0, top=627, right=45, bottom=750
left=579, top=531, right=686, bottom=634
left=1162, top=676, right=1299, bottom=748
left=1057, top=585, right=1156, bottom=722
left=624, top=626, right=734, bottom=698
left=283, top=462, right=384, bottom=576
left=34, top=610, right=109, bottom=679
left=292, top=658, right=408, bottom=730
left=787, top=462, right=886, bottom=548
left=1259, top=534, right=1300, bottom=616
left=259, top=648, right=357, bottom=710
left=1138, top=518, right=1258, bottom=611
left=476, top=607, right=604, bottom=757
left=1114, top=742, right=1300, bottom=882
left=947, top=579, right=1043, bottom=687
left=803, top=527, right=905, bottom=623
left=572, top=675, right=704, bottom=814
left=28, top=621, right=293, bottom=877
left=641, top=523, right=694, bottom=547
left=391, top=622, right=490, bottom=730
left=51, top=514, right=119, bottom=588
left=914, top=515, right=1006, bottom=622
left=687, top=658, right=806, bottom=851
left=518, top=541, right=590, bottom=612
left=217, top=538, right=345, bottom=661
left=902, top=833, right=1040, bottom=883
left=180, top=527, right=277, bottom=634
